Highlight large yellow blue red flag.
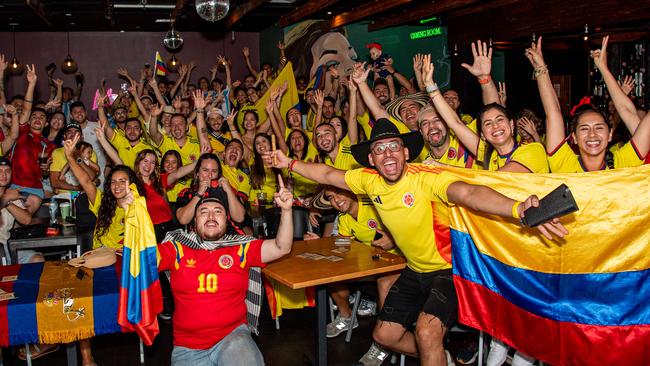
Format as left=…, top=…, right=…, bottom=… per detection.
left=117, top=185, right=162, bottom=345
left=237, top=62, right=299, bottom=131
left=446, top=165, right=650, bottom=366
left=154, top=52, right=168, bottom=77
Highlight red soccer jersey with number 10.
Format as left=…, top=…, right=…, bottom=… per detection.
left=158, top=239, right=264, bottom=349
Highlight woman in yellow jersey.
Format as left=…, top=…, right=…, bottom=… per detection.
left=221, top=139, right=251, bottom=204
left=529, top=36, right=650, bottom=173
left=423, top=57, right=548, bottom=173
left=161, top=150, right=192, bottom=205
left=249, top=133, right=282, bottom=206
left=226, top=109, right=258, bottom=165
left=284, top=129, right=319, bottom=199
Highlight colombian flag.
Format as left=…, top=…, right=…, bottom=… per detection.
left=117, top=185, right=162, bottom=345
left=0, top=262, right=122, bottom=346
left=446, top=165, right=650, bottom=366
left=155, top=52, right=168, bottom=77
left=237, top=62, right=300, bottom=131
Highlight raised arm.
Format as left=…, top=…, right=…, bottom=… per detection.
left=148, top=78, right=167, bottom=107
left=525, top=36, right=565, bottom=152
left=313, top=89, right=324, bottom=129
left=20, top=64, right=38, bottom=125
left=242, top=47, right=259, bottom=78
left=170, top=63, right=189, bottom=98
left=167, top=159, right=198, bottom=186
left=96, top=121, right=124, bottom=165
left=97, top=94, right=116, bottom=140
left=73, top=72, right=84, bottom=100
left=129, top=80, right=150, bottom=121
left=0, top=55, right=7, bottom=107
left=261, top=179, right=294, bottom=263
left=266, top=98, right=288, bottom=154
left=148, top=104, right=164, bottom=145
left=269, top=149, right=349, bottom=190
left=461, top=40, right=500, bottom=106
left=1, top=104, right=20, bottom=154
left=352, top=62, right=391, bottom=120
left=592, top=36, right=641, bottom=133
left=423, top=54, right=480, bottom=155
left=63, top=135, right=97, bottom=204
left=192, top=90, right=212, bottom=153
left=413, top=54, right=426, bottom=92
left=53, top=78, right=64, bottom=105
left=629, top=108, right=650, bottom=158
left=385, top=58, right=416, bottom=94
left=346, top=76, right=359, bottom=144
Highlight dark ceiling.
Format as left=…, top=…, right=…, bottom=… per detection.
left=0, top=0, right=648, bottom=46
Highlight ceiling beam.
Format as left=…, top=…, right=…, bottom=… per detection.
left=279, top=0, right=342, bottom=28
left=446, top=0, right=521, bottom=19
left=170, top=0, right=188, bottom=22
left=330, top=0, right=413, bottom=30
left=226, top=0, right=267, bottom=28
left=25, top=0, right=52, bottom=27
left=368, top=0, right=481, bottom=32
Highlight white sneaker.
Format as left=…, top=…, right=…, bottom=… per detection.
left=358, top=342, right=390, bottom=366
left=357, top=297, right=377, bottom=317
left=446, top=350, right=455, bottom=366
left=326, top=314, right=359, bottom=338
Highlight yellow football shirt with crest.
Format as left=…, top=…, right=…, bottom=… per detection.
left=337, top=196, right=400, bottom=256
left=548, top=140, right=644, bottom=173
left=156, top=134, right=201, bottom=165
left=478, top=141, right=549, bottom=173
left=221, top=163, right=251, bottom=200
left=110, top=131, right=155, bottom=169
left=324, top=143, right=360, bottom=171
left=427, top=135, right=477, bottom=169
left=344, top=164, right=459, bottom=273
left=89, top=189, right=126, bottom=250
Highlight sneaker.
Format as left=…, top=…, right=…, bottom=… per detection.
left=326, top=315, right=359, bottom=338
left=331, top=294, right=357, bottom=311
left=158, top=311, right=172, bottom=321
left=358, top=342, right=390, bottom=366
left=455, top=348, right=477, bottom=365
left=446, top=350, right=455, bottom=366
left=357, top=297, right=377, bottom=317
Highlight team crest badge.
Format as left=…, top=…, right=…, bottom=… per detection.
left=448, top=147, right=457, bottom=159
left=402, top=193, right=415, bottom=208
left=367, top=219, right=378, bottom=229
left=190, top=154, right=197, bottom=161
left=219, top=255, right=233, bottom=269
left=238, top=174, right=244, bottom=182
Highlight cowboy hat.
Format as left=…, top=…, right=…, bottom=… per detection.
left=385, top=92, right=430, bottom=123
left=350, top=118, right=424, bottom=168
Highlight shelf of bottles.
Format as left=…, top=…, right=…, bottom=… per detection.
left=590, top=40, right=647, bottom=113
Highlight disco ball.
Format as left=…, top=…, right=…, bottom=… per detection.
left=195, top=0, right=230, bottom=22
left=163, top=28, right=183, bottom=50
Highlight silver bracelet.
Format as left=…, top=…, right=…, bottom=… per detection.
left=425, top=83, right=439, bottom=93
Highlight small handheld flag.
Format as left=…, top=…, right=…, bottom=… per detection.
left=155, top=52, right=168, bottom=77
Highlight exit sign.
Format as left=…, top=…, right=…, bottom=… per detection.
left=410, top=27, right=443, bottom=40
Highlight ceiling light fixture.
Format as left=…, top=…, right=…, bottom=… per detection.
left=195, top=0, right=230, bottom=22
left=9, top=23, right=23, bottom=75
left=583, top=24, right=589, bottom=41
left=61, top=31, right=78, bottom=74
left=163, top=25, right=183, bottom=50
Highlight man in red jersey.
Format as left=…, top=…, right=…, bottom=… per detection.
left=157, top=177, right=294, bottom=365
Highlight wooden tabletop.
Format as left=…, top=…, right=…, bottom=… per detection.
left=263, top=237, right=406, bottom=289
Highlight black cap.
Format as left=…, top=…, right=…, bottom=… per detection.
left=195, top=196, right=227, bottom=215
left=64, top=123, right=82, bottom=133
left=0, top=157, right=11, bottom=167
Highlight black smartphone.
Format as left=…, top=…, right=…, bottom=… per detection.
left=373, top=231, right=383, bottom=241
left=521, top=184, right=579, bottom=227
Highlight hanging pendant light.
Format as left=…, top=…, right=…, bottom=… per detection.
left=61, top=31, right=78, bottom=74
left=9, top=27, right=23, bottom=75
left=168, top=54, right=179, bottom=71
left=164, top=26, right=183, bottom=50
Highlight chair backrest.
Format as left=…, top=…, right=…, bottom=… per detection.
left=263, top=206, right=310, bottom=240
left=74, top=193, right=97, bottom=234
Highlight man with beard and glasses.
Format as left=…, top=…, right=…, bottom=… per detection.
left=268, top=118, right=568, bottom=366
left=418, top=106, right=476, bottom=169
left=155, top=178, right=294, bottom=365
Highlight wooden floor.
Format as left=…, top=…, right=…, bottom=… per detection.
left=2, top=283, right=478, bottom=366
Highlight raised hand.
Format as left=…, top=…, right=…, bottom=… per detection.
left=45, top=99, right=61, bottom=110
left=188, top=60, right=196, bottom=71
left=277, top=41, right=285, bottom=50
left=590, top=35, right=609, bottom=71
left=95, top=124, right=106, bottom=141
left=150, top=103, right=162, bottom=117
left=200, top=140, right=212, bottom=154
left=517, top=117, right=537, bottom=136
left=519, top=195, right=569, bottom=240
left=498, top=81, right=507, bottom=106
left=193, top=90, right=207, bottom=109
left=347, top=75, right=357, bottom=93
left=279, top=80, right=288, bottom=95
left=351, top=62, right=370, bottom=85
left=232, top=80, right=242, bottom=88
left=172, top=96, right=182, bottom=111
left=461, top=40, right=493, bottom=78
left=0, top=54, right=7, bottom=74
left=619, top=75, right=635, bottom=96
left=117, top=67, right=130, bottom=79
left=242, top=47, right=250, bottom=58
left=422, top=54, right=435, bottom=87
left=216, top=55, right=227, bottom=67
left=127, top=79, right=138, bottom=95
left=53, top=78, right=64, bottom=88
left=148, top=78, right=158, bottom=89
left=63, top=133, right=81, bottom=159
left=314, top=89, right=324, bottom=107
left=226, top=109, right=236, bottom=125
left=96, top=94, right=109, bottom=108
left=3, top=104, right=16, bottom=115
left=525, top=36, right=547, bottom=70
left=26, top=64, right=37, bottom=84
left=118, top=190, right=135, bottom=210
left=274, top=175, right=293, bottom=211
left=413, top=53, right=424, bottom=72
left=265, top=97, right=275, bottom=114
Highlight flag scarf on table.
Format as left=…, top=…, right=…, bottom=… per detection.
left=117, top=184, right=162, bottom=346
left=0, top=262, right=121, bottom=346
left=154, top=52, right=168, bottom=77
left=446, top=165, right=650, bottom=366
left=237, top=62, right=300, bottom=132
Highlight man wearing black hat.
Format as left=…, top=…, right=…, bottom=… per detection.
left=156, top=180, right=294, bottom=366
left=269, top=118, right=568, bottom=365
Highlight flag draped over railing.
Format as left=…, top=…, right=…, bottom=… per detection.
left=446, top=165, right=650, bottom=366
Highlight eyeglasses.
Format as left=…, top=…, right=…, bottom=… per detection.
left=371, top=140, right=403, bottom=155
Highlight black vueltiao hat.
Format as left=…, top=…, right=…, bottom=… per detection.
left=350, top=118, right=424, bottom=168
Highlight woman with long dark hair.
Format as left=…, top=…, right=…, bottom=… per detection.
left=220, top=139, right=251, bottom=203
left=249, top=133, right=283, bottom=206
left=44, top=111, right=66, bottom=147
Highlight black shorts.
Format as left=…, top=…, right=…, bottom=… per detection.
left=379, top=267, right=457, bottom=329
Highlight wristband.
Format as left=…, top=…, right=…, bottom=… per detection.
left=511, top=201, right=522, bottom=219
left=196, top=109, right=205, bottom=113
left=477, top=75, right=491, bottom=84
left=533, top=64, right=548, bottom=80
left=288, top=159, right=297, bottom=173
left=425, top=83, right=439, bottom=93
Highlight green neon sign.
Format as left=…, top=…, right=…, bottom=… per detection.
left=410, top=27, right=443, bottom=40
left=419, top=16, right=438, bottom=24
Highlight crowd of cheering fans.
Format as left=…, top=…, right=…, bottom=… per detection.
left=0, top=34, right=648, bottom=366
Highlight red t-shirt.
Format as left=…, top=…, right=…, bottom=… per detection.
left=9, top=125, right=54, bottom=189
left=158, top=239, right=265, bottom=349
left=143, top=179, right=173, bottom=225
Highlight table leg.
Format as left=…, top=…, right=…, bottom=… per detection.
left=66, top=343, right=78, bottom=366
left=315, top=285, right=327, bottom=366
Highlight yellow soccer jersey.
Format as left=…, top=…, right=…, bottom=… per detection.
left=156, top=134, right=201, bottom=165
left=208, top=131, right=232, bottom=155
left=344, top=164, right=459, bottom=273
left=428, top=135, right=477, bottom=169
left=548, top=140, right=645, bottom=173
left=338, top=196, right=399, bottom=255
left=110, top=132, right=154, bottom=169
left=482, top=141, right=549, bottom=173
left=221, top=163, right=251, bottom=200
left=50, top=147, right=98, bottom=193
left=249, top=167, right=279, bottom=205
left=89, top=189, right=126, bottom=250
left=324, top=143, right=360, bottom=171
left=357, top=111, right=411, bottom=139
left=166, top=177, right=191, bottom=203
